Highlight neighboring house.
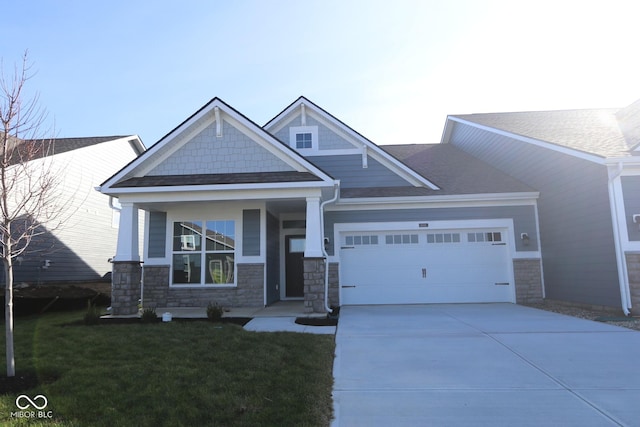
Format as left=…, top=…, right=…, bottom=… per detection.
left=3, top=136, right=145, bottom=285
left=442, top=100, right=640, bottom=315
left=100, top=97, right=543, bottom=315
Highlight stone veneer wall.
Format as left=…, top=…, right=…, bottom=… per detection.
left=142, top=264, right=264, bottom=308
left=328, top=262, right=339, bottom=308
left=513, top=258, right=542, bottom=304
left=303, top=258, right=326, bottom=313
left=111, top=262, right=141, bottom=315
left=626, top=253, right=640, bottom=316
left=513, top=258, right=543, bottom=304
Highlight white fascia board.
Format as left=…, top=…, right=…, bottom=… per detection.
left=104, top=180, right=332, bottom=197
left=266, top=97, right=439, bottom=190
left=330, top=192, right=540, bottom=211
left=604, top=157, right=640, bottom=174
left=445, top=116, right=606, bottom=165
left=118, top=186, right=324, bottom=205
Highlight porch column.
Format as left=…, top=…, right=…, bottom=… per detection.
left=111, top=202, right=141, bottom=315
left=304, top=197, right=324, bottom=258
left=113, top=202, right=140, bottom=262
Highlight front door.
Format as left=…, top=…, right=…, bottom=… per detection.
left=285, top=235, right=305, bottom=298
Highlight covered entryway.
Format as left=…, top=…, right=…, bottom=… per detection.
left=339, top=224, right=514, bottom=304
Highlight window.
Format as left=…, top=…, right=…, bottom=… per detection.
left=385, top=234, right=419, bottom=245
left=345, top=235, right=379, bottom=246
left=289, top=126, right=318, bottom=151
left=426, top=233, right=461, bottom=244
left=296, top=133, right=312, bottom=149
left=468, top=232, right=502, bottom=243
left=172, top=220, right=235, bottom=285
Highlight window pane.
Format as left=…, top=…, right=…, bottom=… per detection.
left=371, top=235, right=378, bottom=245
left=394, top=235, right=402, bottom=244
left=206, top=220, right=235, bottom=251
left=468, top=233, right=476, bottom=242
left=362, top=235, right=370, bottom=245
left=354, top=236, right=362, bottom=245
left=173, top=221, right=202, bottom=251
left=172, top=254, right=201, bottom=284
left=206, top=253, right=234, bottom=284
left=346, top=236, right=353, bottom=246
left=444, top=233, right=452, bottom=243
left=385, top=235, right=393, bottom=244
left=411, top=234, right=419, bottom=244
left=453, top=233, right=460, bottom=243
left=435, top=234, right=443, bottom=243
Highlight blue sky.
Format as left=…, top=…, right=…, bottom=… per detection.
left=3, top=0, right=640, bottom=147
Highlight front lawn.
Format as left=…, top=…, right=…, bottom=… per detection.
left=0, top=311, right=335, bottom=426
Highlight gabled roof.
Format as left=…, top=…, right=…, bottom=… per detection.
left=265, top=96, right=440, bottom=190
left=445, top=104, right=640, bottom=159
left=380, top=144, right=535, bottom=197
left=100, top=97, right=335, bottom=194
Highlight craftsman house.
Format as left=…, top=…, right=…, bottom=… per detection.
left=100, top=97, right=543, bottom=315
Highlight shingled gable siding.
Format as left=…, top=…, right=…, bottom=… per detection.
left=449, top=124, right=620, bottom=307
left=148, top=121, right=295, bottom=176
left=148, top=211, right=167, bottom=258
left=621, top=176, right=640, bottom=242
left=272, top=115, right=354, bottom=151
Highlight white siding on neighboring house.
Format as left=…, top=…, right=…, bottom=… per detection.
left=10, top=138, right=142, bottom=283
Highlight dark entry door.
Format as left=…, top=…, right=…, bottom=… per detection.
left=285, top=235, right=305, bottom=298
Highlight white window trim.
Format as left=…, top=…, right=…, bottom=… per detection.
left=289, top=126, right=319, bottom=153
left=169, top=218, right=238, bottom=288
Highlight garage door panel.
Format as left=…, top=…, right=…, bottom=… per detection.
left=340, top=228, right=513, bottom=305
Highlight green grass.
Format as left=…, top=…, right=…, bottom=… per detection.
left=0, top=310, right=335, bottom=426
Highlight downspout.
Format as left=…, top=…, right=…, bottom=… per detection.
left=320, top=182, right=340, bottom=314
left=139, top=262, right=145, bottom=314
left=608, top=161, right=631, bottom=315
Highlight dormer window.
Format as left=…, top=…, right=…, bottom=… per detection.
left=289, top=126, right=318, bottom=151
left=296, top=132, right=312, bottom=149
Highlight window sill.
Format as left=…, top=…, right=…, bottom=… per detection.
left=169, top=284, right=237, bottom=289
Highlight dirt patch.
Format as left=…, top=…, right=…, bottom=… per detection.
left=525, top=300, right=640, bottom=332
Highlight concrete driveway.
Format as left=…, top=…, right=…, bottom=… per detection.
left=332, top=304, right=640, bottom=426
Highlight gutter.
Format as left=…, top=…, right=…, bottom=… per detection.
left=320, top=182, right=340, bottom=314
left=608, top=161, right=631, bottom=315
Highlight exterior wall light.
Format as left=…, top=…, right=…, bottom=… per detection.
left=520, top=233, right=530, bottom=245
left=634, top=214, right=640, bottom=230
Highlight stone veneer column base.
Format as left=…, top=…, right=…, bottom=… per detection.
left=626, top=253, right=640, bottom=316
left=111, top=261, right=141, bottom=315
left=303, top=258, right=326, bottom=313
left=513, top=259, right=543, bottom=304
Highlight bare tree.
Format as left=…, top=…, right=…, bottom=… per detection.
left=0, top=52, right=61, bottom=377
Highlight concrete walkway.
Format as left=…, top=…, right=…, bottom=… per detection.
left=332, top=304, right=640, bottom=426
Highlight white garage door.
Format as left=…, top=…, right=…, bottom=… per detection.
left=340, top=228, right=513, bottom=304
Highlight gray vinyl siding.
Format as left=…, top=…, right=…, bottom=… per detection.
left=266, top=211, right=280, bottom=305
left=272, top=115, right=354, bottom=151
left=621, top=176, right=640, bottom=241
left=242, top=209, right=261, bottom=256
left=449, top=122, right=620, bottom=307
left=308, top=155, right=410, bottom=188
left=324, top=205, right=537, bottom=256
left=148, top=212, right=167, bottom=258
